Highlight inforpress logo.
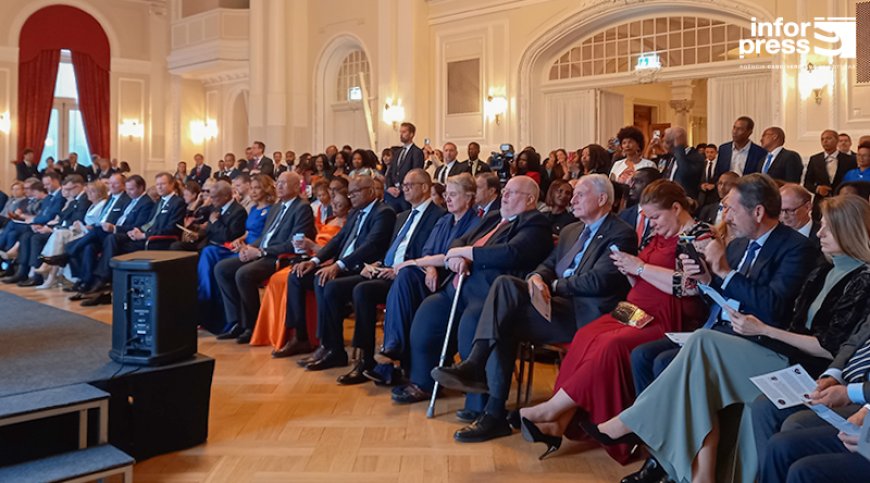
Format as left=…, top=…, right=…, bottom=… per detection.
left=739, top=17, right=856, bottom=59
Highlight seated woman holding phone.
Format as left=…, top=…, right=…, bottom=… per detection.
left=515, top=180, right=711, bottom=463
left=592, top=194, right=870, bottom=483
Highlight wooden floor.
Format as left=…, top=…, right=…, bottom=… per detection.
left=0, top=283, right=638, bottom=483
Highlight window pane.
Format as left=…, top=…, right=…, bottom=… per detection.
left=68, top=109, right=91, bottom=165
left=54, top=62, right=78, bottom=100
left=41, top=109, right=59, bottom=169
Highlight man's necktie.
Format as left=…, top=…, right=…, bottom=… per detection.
left=384, top=209, right=419, bottom=267
left=843, top=340, right=870, bottom=383
left=117, top=198, right=138, bottom=226
left=635, top=211, right=646, bottom=245
left=339, top=211, right=364, bottom=257
left=476, top=206, right=485, bottom=218
left=99, top=196, right=117, bottom=223
left=555, top=226, right=592, bottom=277
left=706, top=161, right=714, bottom=183
left=261, top=203, right=289, bottom=250
left=396, top=148, right=408, bottom=168
left=452, top=220, right=509, bottom=288
left=761, top=153, right=774, bottom=174
left=141, top=198, right=166, bottom=233
left=738, top=241, right=761, bottom=276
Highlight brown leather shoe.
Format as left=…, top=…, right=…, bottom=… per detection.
left=271, top=338, right=314, bottom=358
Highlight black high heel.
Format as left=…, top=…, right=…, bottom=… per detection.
left=519, top=417, right=562, bottom=460
left=576, top=414, right=643, bottom=447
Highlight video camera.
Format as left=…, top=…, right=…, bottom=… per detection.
left=488, top=143, right=514, bottom=187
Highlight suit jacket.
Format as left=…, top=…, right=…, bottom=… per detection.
left=57, top=193, right=92, bottom=227
left=382, top=202, right=446, bottom=265
left=32, top=190, right=65, bottom=225
left=669, top=146, right=705, bottom=199
left=316, top=200, right=396, bottom=272
left=0, top=191, right=7, bottom=215
left=697, top=202, right=722, bottom=225
left=187, top=164, right=213, bottom=186
left=716, top=141, right=767, bottom=177
left=479, top=196, right=501, bottom=218
left=804, top=152, right=856, bottom=202
left=712, top=223, right=818, bottom=326
left=15, top=161, right=40, bottom=181
left=534, top=215, right=638, bottom=328
left=253, top=197, right=317, bottom=256
left=144, top=195, right=186, bottom=238
left=205, top=201, right=248, bottom=245
left=116, top=195, right=155, bottom=233
left=618, top=204, right=640, bottom=227
left=751, top=148, right=804, bottom=183
left=453, top=209, right=554, bottom=299
left=467, top=159, right=491, bottom=176
left=387, top=145, right=425, bottom=188
left=65, top=163, right=94, bottom=182
left=249, top=156, right=274, bottom=177
left=94, top=167, right=118, bottom=180
left=829, top=313, right=870, bottom=402
left=98, top=193, right=131, bottom=226
left=433, top=161, right=471, bottom=184
left=215, top=168, right=240, bottom=180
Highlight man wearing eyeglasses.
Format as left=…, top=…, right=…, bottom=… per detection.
left=780, top=183, right=823, bottom=265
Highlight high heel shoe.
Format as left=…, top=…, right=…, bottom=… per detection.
left=576, top=413, right=643, bottom=448
left=519, top=417, right=562, bottom=460
left=34, top=263, right=51, bottom=275
left=507, top=410, right=521, bottom=430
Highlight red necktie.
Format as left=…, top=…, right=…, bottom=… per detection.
left=477, top=206, right=485, bottom=218
left=636, top=211, right=646, bottom=244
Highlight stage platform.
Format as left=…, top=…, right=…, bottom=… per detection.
left=0, top=291, right=214, bottom=465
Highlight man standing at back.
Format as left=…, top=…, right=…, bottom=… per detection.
left=385, top=122, right=424, bottom=212
left=715, top=116, right=767, bottom=177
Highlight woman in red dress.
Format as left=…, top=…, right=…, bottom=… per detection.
left=517, top=180, right=710, bottom=463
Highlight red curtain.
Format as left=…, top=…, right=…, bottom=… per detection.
left=71, top=51, right=110, bottom=160
left=16, top=49, right=60, bottom=161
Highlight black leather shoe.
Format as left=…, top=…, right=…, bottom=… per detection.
left=85, top=280, right=109, bottom=294
left=305, top=349, right=348, bottom=371
left=337, top=360, right=373, bottom=385
left=454, top=413, right=513, bottom=443
left=297, top=346, right=327, bottom=367
left=431, top=360, right=488, bottom=393
left=63, top=282, right=85, bottom=293
left=69, top=292, right=89, bottom=301
left=236, top=329, right=253, bottom=344
left=81, top=292, right=112, bottom=307
left=272, top=338, right=313, bottom=358
left=455, top=409, right=481, bottom=423
left=373, top=346, right=402, bottom=364
left=2, top=273, right=26, bottom=284
left=391, top=383, right=431, bottom=404
left=621, top=457, right=668, bottom=483
left=216, top=323, right=243, bottom=340
left=17, top=277, right=42, bottom=287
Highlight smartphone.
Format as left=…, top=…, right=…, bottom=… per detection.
left=424, top=138, right=430, bottom=145
left=609, top=244, right=620, bottom=253
left=678, top=236, right=707, bottom=276
left=653, top=130, right=661, bottom=139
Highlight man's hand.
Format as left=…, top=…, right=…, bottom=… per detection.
left=425, top=266, right=439, bottom=292
left=527, top=274, right=551, bottom=304
left=447, top=256, right=469, bottom=275
left=377, top=267, right=396, bottom=280
left=315, top=263, right=340, bottom=286
left=702, top=238, right=729, bottom=279
left=446, top=246, right=473, bottom=261
left=814, top=377, right=841, bottom=393
left=811, top=385, right=852, bottom=408
left=679, top=253, right=712, bottom=285
left=101, top=222, right=116, bottom=233
left=238, top=245, right=261, bottom=262
left=209, top=210, right=220, bottom=223
left=36, top=225, right=53, bottom=234
left=838, top=407, right=868, bottom=452
left=361, top=263, right=380, bottom=279
left=294, top=260, right=317, bottom=277
left=817, top=185, right=832, bottom=197
left=701, top=183, right=716, bottom=191
left=127, top=228, right=146, bottom=241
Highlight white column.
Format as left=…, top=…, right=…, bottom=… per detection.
left=264, top=0, right=286, bottom=151
left=247, top=0, right=267, bottom=144
left=377, top=0, right=398, bottom=151
left=669, top=80, right=695, bottom=129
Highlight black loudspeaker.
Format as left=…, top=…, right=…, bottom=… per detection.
left=109, top=250, right=198, bottom=366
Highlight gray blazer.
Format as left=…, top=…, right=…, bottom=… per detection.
left=829, top=314, right=870, bottom=402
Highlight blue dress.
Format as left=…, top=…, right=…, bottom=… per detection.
left=197, top=204, right=272, bottom=333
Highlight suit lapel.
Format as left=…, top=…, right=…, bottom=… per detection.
left=748, top=227, right=781, bottom=278
left=577, top=221, right=607, bottom=273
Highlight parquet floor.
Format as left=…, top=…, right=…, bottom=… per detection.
left=0, top=283, right=638, bottom=482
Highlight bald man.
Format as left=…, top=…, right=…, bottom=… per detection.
left=215, top=171, right=316, bottom=343
left=171, top=180, right=247, bottom=252
left=805, top=129, right=856, bottom=219
left=661, top=126, right=704, bottom=199
left=392, top=176, right=553, bottom=420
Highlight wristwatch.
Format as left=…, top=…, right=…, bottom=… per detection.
left=635, top=263, right=645, bottom=276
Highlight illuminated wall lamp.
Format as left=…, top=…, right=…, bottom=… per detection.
left=484, top=95, right=507, bottom=125
left=801, top=62, right=832, bottom=105
left=119, top=119, right=144, bottom=139
left=383, top=98, right=405, bottom=130
left=190, top=119, right=218, bottom=144
left=0, top=112, right=10, bottom=134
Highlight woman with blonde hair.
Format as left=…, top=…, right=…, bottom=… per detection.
left=594, top=194, right=870, bottom=483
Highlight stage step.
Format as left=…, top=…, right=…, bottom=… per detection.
left=0, top=384, right=108, bottom=422
left=0, top=444, right=134, bottom=483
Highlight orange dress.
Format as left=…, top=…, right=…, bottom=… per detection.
left=250, top=222, right=344, bottom=349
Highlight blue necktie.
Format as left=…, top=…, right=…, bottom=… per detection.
left=384, top=209, right=419, bottom=267
left=556, top=226, right=592, bottom=277
left=761, top=153, right=774, bottom=174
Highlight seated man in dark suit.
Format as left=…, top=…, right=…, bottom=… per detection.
left=215, top=171, right=316, bottom=343
left=172, top=180, right=246, bottom=251
left=751, top=126, right=804, bottom=183
left=779, top=184, right=821, bottom=252
left=279, top=170, right=442, bottom=383
left=631, top=174, right=818, bottom=394
left=83, top=172, right=186, bottom=297
left=475, top=172, right=501, bottom=218
left=285, top=175, right=397, bottom=369
left=14, top=148, right=40, bottom=181
left=64, top=153, right=94, bottom=182
left=618, top=167, right=661, bottom=249
left=432, top=174, right=638, bottom=441
left=661, top=126, right=704, bottom=200
left=697, top=171, right=739, bottom=225
left=391, top=176, right=553, bottom=411
left=16, top=174, right=91, bottom=287
left=66, top=175, right=152, bottom=296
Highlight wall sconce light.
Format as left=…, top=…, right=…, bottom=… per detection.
left=0, top=112, right=10, bottom=134
left=190, top=119, right=218, bottom=144
left=800, top=62, right=833, bottom=105
left=119, top=119, right=144, bottom=139
left=484, top=95, right=507, bottom=125
left=383, top=98, right=405, bottom=130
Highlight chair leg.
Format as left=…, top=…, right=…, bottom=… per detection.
left=515, top=342, right=527, bottom=408
left=524, top=344, right=535, bottom=406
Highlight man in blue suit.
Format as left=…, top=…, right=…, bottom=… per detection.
left=749, top=126, right=804, bottom=183
left=66, top=174, right=152, bottom=297
left=432, top=174, right=638, bottom=441
left=186, top=153, right=212, bottom=186
left=286, top=175, right=397, bottom=370
left=391, top=176, right=553, bottom=415
left=384, top=122, right=425, bottom=212
left=294, top=169, right=444, bottom=384
left=618, top=167, right=661, bottom=249
left=84, top=172, right=185, bottom=296
left=631, top=173, right=817, bottom=394
left=715, top=116, right=767, bottom=177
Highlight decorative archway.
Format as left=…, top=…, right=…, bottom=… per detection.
left=514, top=0, right=780, bottom=148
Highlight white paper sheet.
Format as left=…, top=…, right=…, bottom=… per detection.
left=749, top=364, right=816, bottom=409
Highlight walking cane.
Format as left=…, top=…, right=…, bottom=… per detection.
left=426, top=272, right=465, bottom=418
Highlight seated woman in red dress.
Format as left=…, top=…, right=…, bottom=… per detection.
left=516, top=180, right=710, bottom=463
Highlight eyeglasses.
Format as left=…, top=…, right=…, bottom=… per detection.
left=781, top=205, right=808, bottom=216
left=348, top=186, right=372, bottom=196
left=401, top=182, right=425, bottom=190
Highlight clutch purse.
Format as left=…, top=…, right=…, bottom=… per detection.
left=610, top=301, right=654, bottom=328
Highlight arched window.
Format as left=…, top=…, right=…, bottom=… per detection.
left=43, top=50, right=92, bottom=167
left=335, top=50, right=370, bottom=102
left=549, top=16, right=762, bottom=80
